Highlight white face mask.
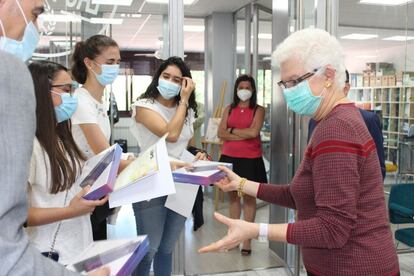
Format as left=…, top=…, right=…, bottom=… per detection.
left=237, top=89, right=253, bottom=102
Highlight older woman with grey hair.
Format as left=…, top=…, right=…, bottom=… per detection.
left=199, top=28, right=399, bottom=276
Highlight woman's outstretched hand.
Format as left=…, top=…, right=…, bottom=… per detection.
left=198, top=212, right=258, bottom=253
left=214, top=166, right=241, bottom=192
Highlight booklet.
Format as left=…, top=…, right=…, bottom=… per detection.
left=75, top=144, right=122, bottom=200
left=67, top=236, right=149, bottom=276
left=172, top=160, right=233, bottom=186
left=108, top=135, right=176, bottom=208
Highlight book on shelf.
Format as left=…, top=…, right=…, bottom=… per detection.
left=67, top=236, right=149, bottom=276
left=75, top=144, right=122, bottom=200
left=172, top=160, right=233, bottom=186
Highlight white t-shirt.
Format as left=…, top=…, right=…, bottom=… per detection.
left=130, top=98, right=195, bottom=158
left=71, top=87, right=111, bottom=159
left=26, top=138, right=93, bottom=265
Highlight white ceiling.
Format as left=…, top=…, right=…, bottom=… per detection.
left=38, top=0, right=414, bottom=63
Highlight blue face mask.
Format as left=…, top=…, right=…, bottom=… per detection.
left=0, top=0, right=40, bottom=62
left=51, top=91, right=78, bottom=123
left=92, top=63, right=120, bottom=86
left=157, top=79, right=181, bottom=100
left=282, top=80, right=322, bottom=116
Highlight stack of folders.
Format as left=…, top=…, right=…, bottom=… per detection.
left=68, top=236, right=149, bottom=276
left=75, top=144, right=123, bottom=200
left=172, top=161, right=233, bottom=186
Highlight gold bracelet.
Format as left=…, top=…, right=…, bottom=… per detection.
left=237, top=178, right=247, bottom=198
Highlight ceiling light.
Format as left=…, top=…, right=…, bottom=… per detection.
left=382, top=36, right=414, bottom=41
left=39, top=13, right=81, bottom=23
left=258, top=33, right=272, bottom=39
left=91, top=0, right=133, bottom=5
left=359, top=0, right=414, bottom=5
left=236, top=46, right=245, bottom=52
left=90, top=18, right=124, bottom=24
left=184, top=25, right=204, bottom=32
left=120, top=13, right=142, bottom=18
left=340, top=33, right=378, bottom=40
left=145, top=0, right=198, bottom=5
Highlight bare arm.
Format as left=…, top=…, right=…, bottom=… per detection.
left=232, top=106, right=265, bottom=139
left=78, top=124, right=132, bottom=172
left=27, top=187, right=108, bottom=226
left=217, top=106, right=243, bottom=141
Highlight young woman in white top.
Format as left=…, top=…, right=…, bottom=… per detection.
left=26, top=61, right=108, bottom=265
left=70, top=35, right=133, bottom=241
left=130, top=56, right=207, bottom=276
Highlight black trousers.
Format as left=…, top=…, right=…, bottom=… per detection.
left=90, top=202, right=111, bottom=241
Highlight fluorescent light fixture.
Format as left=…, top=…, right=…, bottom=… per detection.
left=120, top=13, right=142, bottom=18
left=236, top=46, right=245, bottom=52
left=39, top=13, right=81, bottom=23
left=91, top=0, right=133, bottom=6
left=145, top=0, right=197, bottom=5
left=90, top=18, right=123, bottom=25
left=340, top=33, right=378, bottom=40
left=383, top=35, right=414, bottom=41
left=258, top=33, right=272, bottom=39
left=359, top=0, right=414, bottom=6
left=184, top=25, right=204, bottom=32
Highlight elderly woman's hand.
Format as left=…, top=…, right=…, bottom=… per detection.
left=198, top=212, right=258, bottom=253
left=214, top=166, right=241, bottom=192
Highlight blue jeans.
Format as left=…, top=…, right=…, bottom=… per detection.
left=132, top=196, right=186, bottom=276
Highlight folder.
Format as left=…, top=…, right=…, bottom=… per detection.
left=108, top=135, right=176, bottom=208
left=75, top=144, right=122, bottom=200
left=172, top=160, right=232, bottom=186
left=68, top=236, right=149, bottom=276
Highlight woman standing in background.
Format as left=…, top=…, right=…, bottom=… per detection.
left=217, top=74, right=267, bottom=255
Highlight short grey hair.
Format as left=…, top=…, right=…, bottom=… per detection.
left=272, top=28, right=346, bottom=88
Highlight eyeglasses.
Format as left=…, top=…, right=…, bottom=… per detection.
left=277, top=70, right=316, bottom=89
left=50, top=81, right=79, bottom=95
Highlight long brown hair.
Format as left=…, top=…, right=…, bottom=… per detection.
left=28, top=61, right=85, bottom=194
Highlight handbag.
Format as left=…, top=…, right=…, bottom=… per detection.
left=41, top=188, right=69, bottom=262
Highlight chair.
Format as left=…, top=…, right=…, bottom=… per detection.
left=388, top=183, right=414, bottom=250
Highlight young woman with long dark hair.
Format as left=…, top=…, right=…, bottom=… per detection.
left=217, top=74, right=267, bottom=255
left=26, top=61, right=107, bottom=265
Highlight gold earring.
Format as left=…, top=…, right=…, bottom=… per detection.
left=325, top=81, right=332, bottom=88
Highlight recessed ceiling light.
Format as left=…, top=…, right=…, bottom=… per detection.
left=340, top=33, right=378, bottom=40
left=184, top=25, right=204, bottom=32
left=359, top=0, right=414, bottom=5
left=91, top=0, right=133, bottom=5
left=382, top=36, right=414, bottom=41
left=146, top=0, right=197, bottom=5
left=258, top=33, right=272, bottom=39
left=90, top=18, right=124, bottom=25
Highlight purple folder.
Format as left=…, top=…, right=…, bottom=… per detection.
left=172, top=162, right=233, bottom=186
left=71, top=236, right=149, bottom=276
left=79, top=144, right=122, bottom=200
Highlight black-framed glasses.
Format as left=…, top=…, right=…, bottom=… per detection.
left=50, top=81, right=79, bottom=95
left=277, top=71, right=316, bottom=89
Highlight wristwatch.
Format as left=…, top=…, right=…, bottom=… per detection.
left=257, top=223, right=269, bottom=242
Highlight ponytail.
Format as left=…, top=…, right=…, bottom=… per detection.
left=70, top=35, right=119, bottom=84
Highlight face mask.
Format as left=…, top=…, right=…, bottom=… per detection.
left=237, top=89, right=252, bottom=102
left=51, top=91, right=78, bottom=123
left=92, top=63, right=120, bottom=86
left=157, top=79, right=181, bottom=100
left=0, top=0, right=40, bottom=62
left=282, top=79, right=323, bottom=116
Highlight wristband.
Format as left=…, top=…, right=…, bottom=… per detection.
left=257, top=223, right=269, bottom=242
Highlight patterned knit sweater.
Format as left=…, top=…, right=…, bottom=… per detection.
left=257, top=104, right=399, bottom=276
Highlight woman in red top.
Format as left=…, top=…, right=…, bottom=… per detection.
left=217, top=74, right=267, bottom=255
left=200, top=28, right=400, bottom=276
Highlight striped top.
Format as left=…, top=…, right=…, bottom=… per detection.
left=257, top=104, right=399, bottom=276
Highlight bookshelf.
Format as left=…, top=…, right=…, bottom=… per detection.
left=348, top=86, right=414, bottom=165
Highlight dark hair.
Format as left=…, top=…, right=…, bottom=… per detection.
left=139, top=56, right=198, bottom=118
left=28, top=61, right=85, bottom=194
left=231, top=74, right=257, bottom=110
left=71, top=35, right=119, bottom=84
left=345, top=69, right=349, bottom=83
